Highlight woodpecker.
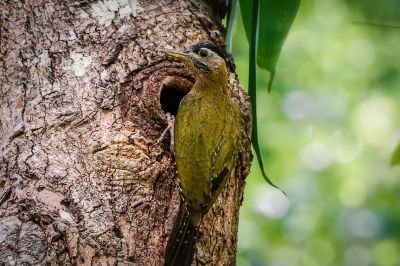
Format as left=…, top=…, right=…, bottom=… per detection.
left=161, top=42, right=241, bottom=266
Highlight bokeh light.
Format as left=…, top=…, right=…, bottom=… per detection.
left=234, top=0, right=400, bottom=265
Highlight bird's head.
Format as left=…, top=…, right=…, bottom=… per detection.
left=161, top=42, right=227, bottom=78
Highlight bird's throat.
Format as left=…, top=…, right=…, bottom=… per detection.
left=191, top=73, right=229, bottom=98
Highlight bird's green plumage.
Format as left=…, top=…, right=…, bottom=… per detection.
left=162, top=43, right=241, bottom=266
left=173, top=48, right=241, bottom=220
left=175, top=79, right=241, bottom=215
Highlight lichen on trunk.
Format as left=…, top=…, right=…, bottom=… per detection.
left=0, top=0, right=252, bottom=265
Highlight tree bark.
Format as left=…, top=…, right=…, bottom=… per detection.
left=0, top=0, right=252, bottom=265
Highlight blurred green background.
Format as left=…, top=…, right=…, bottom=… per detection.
left=233, top=0, right=400, bottom=265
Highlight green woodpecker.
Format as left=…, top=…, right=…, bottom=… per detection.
left=161, top=43, right=241, bottom=266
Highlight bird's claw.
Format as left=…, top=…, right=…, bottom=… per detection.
left=154, top=113, right=175, bottom=153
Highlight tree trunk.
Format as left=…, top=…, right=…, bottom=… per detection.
left=0, top=0, right=252, bottom=265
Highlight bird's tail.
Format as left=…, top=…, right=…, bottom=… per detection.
left=165, top=204, right=199, bottom=266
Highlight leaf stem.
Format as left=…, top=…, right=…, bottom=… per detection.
left=226, top=0, right=238, bottom=53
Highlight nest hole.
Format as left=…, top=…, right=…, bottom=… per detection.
left=160, top=76, right=193, bottom=116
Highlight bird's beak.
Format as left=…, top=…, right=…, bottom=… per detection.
left=160, top=49, right=192, bottom=62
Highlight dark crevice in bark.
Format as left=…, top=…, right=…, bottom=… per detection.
left=159, top=76, right=193, bottom=116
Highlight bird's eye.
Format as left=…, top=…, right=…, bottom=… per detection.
left=199, top=49, right=208, bottom=57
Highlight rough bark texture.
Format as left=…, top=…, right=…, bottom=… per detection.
left=0, top=0, right=252, bottom=265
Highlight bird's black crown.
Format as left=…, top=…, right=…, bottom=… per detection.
left=188, top=42, right=225, bottom=60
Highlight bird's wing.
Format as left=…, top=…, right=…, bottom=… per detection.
left=208, top=100, right=241, bottom=203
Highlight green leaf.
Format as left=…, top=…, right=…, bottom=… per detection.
left=391, top=144, right=400, bottom=166
left=238, top=0, right=252, bottom=42
left=239, top=0, right=300, bottom=91
left=232, top=0, right=298, bottom=193
left=257, top=0, right=300, bottom=91
left=247, top=0, right=286, bottom=195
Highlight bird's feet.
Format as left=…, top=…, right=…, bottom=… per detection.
left=154, top=112, right=175, bottom=153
